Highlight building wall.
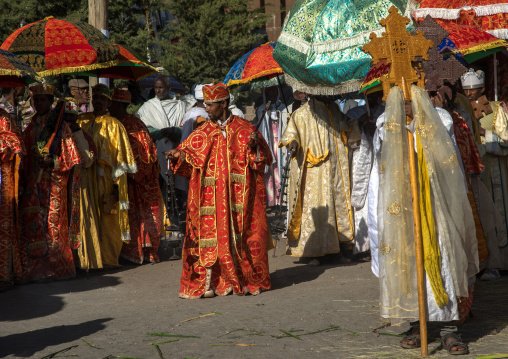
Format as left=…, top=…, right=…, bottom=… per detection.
left=251, top=0, right=298, bottom=42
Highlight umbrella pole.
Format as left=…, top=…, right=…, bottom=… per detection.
left=494, top=53, right=498, bottom=101
left=276, top=75, right=291, bottom=117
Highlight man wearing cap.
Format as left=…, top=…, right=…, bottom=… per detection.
left=0, top=102, right=25, bottom=291
left=180, top=83, right=209, bottom=142
left=110, top=89, right=164, bottom=264
left=17, top=84, right=84, bottom=283
left=78, top=84, right=137, bottom=268
left=462, top=68, right=508, bottom=278
left=166, top=83, right=273, bottom=299
left=69, top=79, right=90, bottom=114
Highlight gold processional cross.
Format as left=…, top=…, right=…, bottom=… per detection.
left=361, top=6, right=434, bottom=357
left=362, top=6, right=433, bottom=101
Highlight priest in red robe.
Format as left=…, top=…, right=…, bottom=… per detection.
left=18, top=84, right=83, bottom=283
left=0, top=108, right=25, bottom=291
left=110, top=89, right=164, bottom=264
left=166, top=83, right=273, bottom=299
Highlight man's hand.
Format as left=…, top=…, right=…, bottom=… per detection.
left=165, top=149, right=181, bottom=160
left=39, top=155, right=54, bottom=168
left=287, top=140, right=298, bottom=155
left=479, top=126, right=486, bottom=137
left=248, top=131, right=259, bottom=149
left=405, top=101, right=413, bottom=119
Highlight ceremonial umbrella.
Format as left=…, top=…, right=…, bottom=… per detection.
left=0, top=49, right=40, bottom=87
left=359, top=22, right=507, bottom=93
left=1, top=16, right=119, bottom=77
left=223, top=42, right=283, bottom=88
left=414, top=0, right=508, bottom=39
left=74, top=45, right=158, bottom=81
left=273, top=0, right=413, bottom=95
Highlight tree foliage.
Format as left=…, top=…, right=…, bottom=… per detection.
left=159, top=0, right=269, bottom=89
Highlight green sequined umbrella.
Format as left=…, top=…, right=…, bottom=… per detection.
left=273, top=0, right=414, bottom=95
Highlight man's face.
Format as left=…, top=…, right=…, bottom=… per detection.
left=154, top=79, right=170, bottom=100
left=70, top=86, right=90, bottom=105
left=33, top=94, right=53, bottom=115
left=265, top=86, right=278, bottom=103
left=205, top=101, right=225, bottom=122
left=464, top=87, right=484, bottom=102
left=92, top=94, right=111, bottom=114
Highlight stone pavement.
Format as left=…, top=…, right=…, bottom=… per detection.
left=0, top=242, right=507, bottom=359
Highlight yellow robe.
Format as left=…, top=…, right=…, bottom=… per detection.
left=78, top=112, right=137, bottom=267
left=279, top=99, right=353, bottom=257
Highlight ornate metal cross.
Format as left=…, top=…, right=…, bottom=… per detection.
left=362, top=6, right=434, bottom=100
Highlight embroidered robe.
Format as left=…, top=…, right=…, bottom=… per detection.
left=18, top=113, right=83, bottom=283
left=78, top=112, right=137, bottom=267
left=120, top=114, right=164, bottom=264
left=172, top=116, right=273, bottom=299
left=0, top=109, right=24, bottom=285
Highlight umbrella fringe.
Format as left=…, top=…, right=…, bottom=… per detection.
left=415, top=4, right=508, bottom=20
left=284, top=73, right=363, bottom=95
left=279, top=28, right=384, bottom=55
left=487, top=28, right=508, bottom=40
left=37, top=59, right=119, bottom=78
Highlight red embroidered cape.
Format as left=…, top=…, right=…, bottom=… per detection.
left=450, top=110, right=485, bottom=174
left=172, top=115, right=273, bottom=298
left=120, top=114, right=163, bottom=264
left=0, top=109, right=25, bottom=283
left=17, top=113, right=83, bottom=283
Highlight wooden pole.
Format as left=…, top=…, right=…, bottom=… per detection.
left=402, top=79, right=428, bottom=357
left=88, top=0, right=108, bottom=111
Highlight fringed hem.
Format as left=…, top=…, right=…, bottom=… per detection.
left=487, top=28, right=508, bottom=40
left=278, top=28, right=384, bottom=54
left=113, top=162, right=137, bottom=180
left=122, top=232, right=131, bottom=243
left=415, top=4, right=508, bottom=20
left=119, top=201, right=129, bottom=210
left=0, top=69, right=41, bottom=81
left=455, top=40, right=507, bottom=56
left=37, top=59, right=120, bottom=77
left=284, top=73, right=363, bottom=95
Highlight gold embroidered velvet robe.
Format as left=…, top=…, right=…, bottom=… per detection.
left=279, top=99, right=354, bottom=257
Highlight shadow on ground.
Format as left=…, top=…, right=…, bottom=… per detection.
left=0, top=318, right=112, bottom=358
left=0, top=275, right=121, bottom=321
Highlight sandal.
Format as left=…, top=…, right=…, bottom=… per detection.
left=400, top=330, right=421, bottom=349
left=441, top=333, right=469, bottom=355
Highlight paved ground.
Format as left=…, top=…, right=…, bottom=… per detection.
left=0, top=239, right=507, bottom=359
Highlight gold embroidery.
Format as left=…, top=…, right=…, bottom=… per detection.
left=230, top=172, right=246, bottom=184
left=201, top=177, right=216, bottom=186
left=387, top=200, right=402, bottom=215
left=385, top=121, right=400, bottom=133
left=200, top=206, right=216, bottom=215
left=200, top=237, right=217, bottom=248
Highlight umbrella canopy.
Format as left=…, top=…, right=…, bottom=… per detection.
left=224, top=42, right=283, bottom=88
left=1, top=16, right=119, bottom=77
left=0, top=49, right=40, bottom=87
left=414, top=0, right=508, bottom=39
left=74, top=45, right=158, bottom=81
left=359, top=22, right=507, bottom=92
left=273, top=0, right=412, bottom=95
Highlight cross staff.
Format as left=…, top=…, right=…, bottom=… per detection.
left=362, top=7, right=434, bottom=357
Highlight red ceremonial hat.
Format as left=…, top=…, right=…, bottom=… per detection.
left=203, top=83, right=230, bottom=104
left=112, top=89, right=131, bottom=104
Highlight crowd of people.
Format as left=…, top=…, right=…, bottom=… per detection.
left=1, top=55, right=507, bottom=355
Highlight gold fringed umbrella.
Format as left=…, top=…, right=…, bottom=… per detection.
left=1, top=16, right=119, bottom=77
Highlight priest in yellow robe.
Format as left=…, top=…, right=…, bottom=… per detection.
left=279, top=96, right=355, bottom=265
left=78, top=84, right=137, bottom=268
